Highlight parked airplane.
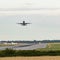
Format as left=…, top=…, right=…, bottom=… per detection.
left=17, top=21, right=31, bottom=26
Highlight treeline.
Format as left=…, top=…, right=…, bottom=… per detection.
left=0, top=48, right=60, bottom=57
left=41, top=40, right=60, bottom=43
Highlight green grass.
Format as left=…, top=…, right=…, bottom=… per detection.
left=37, top=43, right=60, bottom=51
left=0, top=44, right=16, bottom=46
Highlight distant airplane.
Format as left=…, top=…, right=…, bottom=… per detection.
left=17, top=21, right=31, bottom=26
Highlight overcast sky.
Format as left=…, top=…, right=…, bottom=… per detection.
left=0, top=0, right=60, bottom=40
left=0, top=0, right=60, bottom=8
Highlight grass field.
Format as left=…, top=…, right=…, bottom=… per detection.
left=37, top=43, right=60, bottom=51
left=0, top=56, right=60, bottom=60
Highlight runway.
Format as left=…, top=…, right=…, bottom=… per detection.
left=0, top=43, right=47, bottom=50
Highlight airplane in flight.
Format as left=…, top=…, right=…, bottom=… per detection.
left=17, top=21, right=31, bottom=26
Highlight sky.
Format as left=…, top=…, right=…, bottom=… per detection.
left=0, top=0, right=60, bottom=8
left=0, top=0, right=60, bottom=40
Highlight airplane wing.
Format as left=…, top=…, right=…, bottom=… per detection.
left=25, top=23, right=31, bottom=24
left=17, top=23, right=25, bottom=26
left=17, top=23, right=23, bottom=24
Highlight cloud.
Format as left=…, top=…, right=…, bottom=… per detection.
left=0, top=0, right=60, bottom=9
left=0, top=8, right=60, bottom=16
